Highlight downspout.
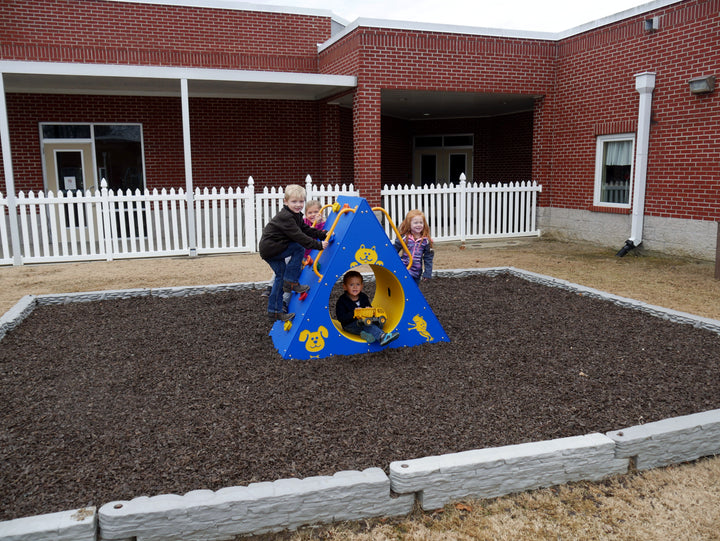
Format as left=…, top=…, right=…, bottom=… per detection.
left=617, top=71, right=656, bottom=257
left=0, top=72, right=23, bottom=265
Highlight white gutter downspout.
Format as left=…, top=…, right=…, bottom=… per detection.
left=620, top=71, right=656, bottom=255
left=0, top=72, right=23, bottom=265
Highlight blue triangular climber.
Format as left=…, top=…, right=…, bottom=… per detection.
left=269, top=195, right=450, bottom=360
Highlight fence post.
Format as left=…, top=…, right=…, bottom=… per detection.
left=99, top=179, right=114, bottom=261
left=305, top=174, right=313, bottom=199
left=458, top=173, right=467, bottom=243
left=244, top=176, right=256, bottom=250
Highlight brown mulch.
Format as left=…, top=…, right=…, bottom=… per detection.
left=1, top=274, right=719, bottom=522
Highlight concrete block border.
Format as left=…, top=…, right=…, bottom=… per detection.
left=1, top=268, right=719, bottom=540
left=390, top=433, right=630, bottom=510
left=97, top=468, right=414, bottom=541
left=0, top=507, right=96, bottom=541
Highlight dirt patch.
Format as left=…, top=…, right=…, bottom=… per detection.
left=1, top=272, right=719, bottom=522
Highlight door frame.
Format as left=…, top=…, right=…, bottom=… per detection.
left=43, top=141, right=97, bottom=194
left=41, top=141, right=99, bottom=238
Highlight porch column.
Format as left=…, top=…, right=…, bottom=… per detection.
left=0, top=72, right=22, bottom=265
left=180, top=78, right=197, bottom=257
left=353, top=83, right=382, bottom=205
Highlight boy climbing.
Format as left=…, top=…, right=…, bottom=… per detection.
left=259, top=184, right=328, bottom=322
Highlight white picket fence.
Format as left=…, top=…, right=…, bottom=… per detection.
left=0, top=176, right=541, bottom=266
left=381, top=178, right=542, bottom=241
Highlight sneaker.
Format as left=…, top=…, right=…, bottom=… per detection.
left=268, top=311, right=295, bottom=322
left=380, top=331, right=399, bottom=346
left=360, top=330, right=376, bottom=343
left=283, top=281, right=310, bottom=294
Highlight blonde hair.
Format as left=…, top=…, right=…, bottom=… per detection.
left=398, top=209, right=433, bottom=246
left=305, top=199, right=322, bottom=212
left=283, top=184, right=306, bottom=201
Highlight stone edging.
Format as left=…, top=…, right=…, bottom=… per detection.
left=2, top=268, right=719, bottom=540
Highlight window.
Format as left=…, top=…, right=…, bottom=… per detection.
left=594, top=134, right=634, bottom=207
left=41, top=123, right=145, bottom=192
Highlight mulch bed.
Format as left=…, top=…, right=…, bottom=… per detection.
left=1, top=274, right=719, bottom=522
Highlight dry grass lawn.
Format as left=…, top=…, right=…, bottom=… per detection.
left=1, top=238, right=719, bottom=540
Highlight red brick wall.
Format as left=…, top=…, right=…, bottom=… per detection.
left=0, top=0, right=331, bottom=72
left=408, top=114, right=534, bottom=184
left=3, top=0, right=718, bottom=223
left=320, top=28, right=556, bottom=203
left=3, top=94, right=184, bottom=193
left=188, top=98, right=323, bottom=189
left=381, top=116, right=413, bottom=186
left=2, top=94, right=332, bottom=192
left=543, top=0, right=720, bottom=221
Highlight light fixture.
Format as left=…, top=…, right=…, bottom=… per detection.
left=688, top=75, right=715, bottom=94
left=644, top=16, right=660, bottom=32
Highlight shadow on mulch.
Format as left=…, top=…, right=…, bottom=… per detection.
left=1, top=274, right=719, bottom=521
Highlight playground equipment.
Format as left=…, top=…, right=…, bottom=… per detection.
left=270, top=195, right=449, bottom=360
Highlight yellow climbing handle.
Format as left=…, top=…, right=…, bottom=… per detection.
left=313, top=203, right=357, bottom=280
left=312, top=202, right=334, bottom=228
left=372, top=207, right=412, bottom=271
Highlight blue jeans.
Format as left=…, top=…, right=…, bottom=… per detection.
left=266, top=243, right=304, bottom=313
left=342, top=320, right=384, bottom=341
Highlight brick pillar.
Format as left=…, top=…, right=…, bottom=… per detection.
left=352, top=84, right=382, bottom=206
left=531, top=95, right=552, bottom=207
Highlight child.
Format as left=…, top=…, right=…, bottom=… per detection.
left=393, top=209, right=434, bottom=284
left=259, top=185, right=329, bottom=321
left=335, top=270, right=400, bottom=346
left=303, top=199, right=326, bottom=259
left=261, top=199, right=325, bottom=301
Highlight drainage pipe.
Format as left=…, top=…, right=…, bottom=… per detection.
left=617, top=72, right=656, bottom=257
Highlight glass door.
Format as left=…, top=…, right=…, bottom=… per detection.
left=43, top=142, right=97, bottom=236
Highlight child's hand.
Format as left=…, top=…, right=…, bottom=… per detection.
left=321, top=240, right=329, bottom=250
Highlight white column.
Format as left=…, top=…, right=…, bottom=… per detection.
left=0, top=72, right=23, bottom=265
left=181, top=78, right=197, bottom=256
left=629, top=71, right=656, bottom=246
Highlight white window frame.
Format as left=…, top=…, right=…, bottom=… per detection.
left=593, top=133, right=635, bottom=209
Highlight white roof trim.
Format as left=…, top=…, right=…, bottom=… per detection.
left=103, top=0, right=349, bottom=26
left=319, top=0, right=679, bottom=50
left=0, top=61, right=356, bottom=87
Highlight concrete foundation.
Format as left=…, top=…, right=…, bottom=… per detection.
left=538, top=207, right=717, bottom=260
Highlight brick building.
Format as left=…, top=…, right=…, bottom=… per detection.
left=1, top=0, right=718, bottom=258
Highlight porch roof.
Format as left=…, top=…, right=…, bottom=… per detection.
left=0, top=61, right=357, bottom=101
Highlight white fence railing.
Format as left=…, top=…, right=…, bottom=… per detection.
left=0, top=176, right=540, bottom=266
left=381, top=178, right=542, bottom=241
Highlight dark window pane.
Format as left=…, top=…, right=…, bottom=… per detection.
left=416, top=136, right=443, bottom=148
left=42, top=124, right=91, bottom=139
left=444, top=135, right=473, bottom=147
left=94, top=125, right=144, bottom=191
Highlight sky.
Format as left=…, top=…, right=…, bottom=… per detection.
left=245, top=0, right=655, bottom=33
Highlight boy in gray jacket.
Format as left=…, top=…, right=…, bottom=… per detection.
left=259, top=184, right=328, bottom=321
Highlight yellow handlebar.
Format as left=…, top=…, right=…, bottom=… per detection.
left=313, top=204, right=357, bottom=280
left=372, top=207, right=412, bottom=271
